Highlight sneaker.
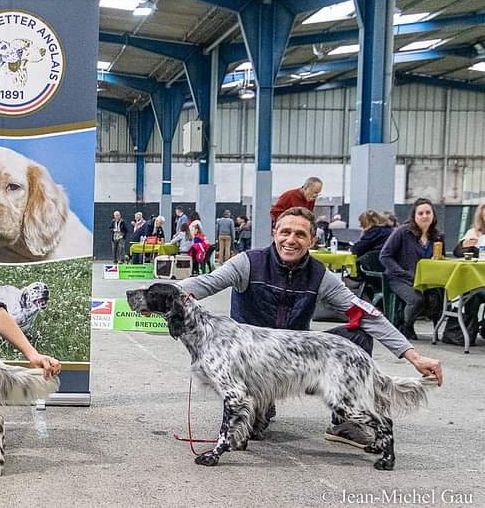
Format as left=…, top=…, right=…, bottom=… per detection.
left=324, top=422, right=374, bottom=449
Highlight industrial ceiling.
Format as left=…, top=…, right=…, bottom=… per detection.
left=97, top=0, right=485, bottom=107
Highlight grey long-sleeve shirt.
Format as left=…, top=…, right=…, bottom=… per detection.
left=177, top=252, right=414, bottom=358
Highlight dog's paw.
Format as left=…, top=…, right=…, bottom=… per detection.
left=374, top=457, right=395, bottom=471
left=194, top=452, right=220, bottom=466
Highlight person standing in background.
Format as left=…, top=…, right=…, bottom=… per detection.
left=188, top=211, right=204, bottom=237
left=109, top=211, right=128, bottom=264
left=270, top=177, right=322, bottom=227
left=235, top=215, right=252, bottom=252
left=175, top=207, right=189, bottom=234
left=216, top=210, right=235, bottom=264
left=131, top=212, right=146, bottom=237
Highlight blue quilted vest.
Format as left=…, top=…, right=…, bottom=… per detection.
left=230, top=245, right=326, bottom=330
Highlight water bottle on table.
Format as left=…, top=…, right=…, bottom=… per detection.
left=330, top=236, right=338, bottom=254
left=479, top=235, right=485, bottom=260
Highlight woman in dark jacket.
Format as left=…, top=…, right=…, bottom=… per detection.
left=351, top=210, right=393, bottom=263
left=379, top=198, right=443, bottom=341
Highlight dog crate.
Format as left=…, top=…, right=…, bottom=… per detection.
left=154, top=255, right=192, bottom=280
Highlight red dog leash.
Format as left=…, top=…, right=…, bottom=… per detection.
left=173, top=377, right=217, bottom=456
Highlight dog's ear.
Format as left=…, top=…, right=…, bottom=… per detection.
left=22, top=164, right=69, bottom=257
left=145, top=283, right=178, bottom=313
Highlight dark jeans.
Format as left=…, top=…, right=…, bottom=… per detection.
left=388, top=278, right=442, bottom=327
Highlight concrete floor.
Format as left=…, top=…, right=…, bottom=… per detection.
left=1, top=261, right=484, bottom=507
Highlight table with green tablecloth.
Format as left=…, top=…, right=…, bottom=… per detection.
left=414, top=258, right=485, bottom=352
left=310, top=249, right=358, bottom=277
left=129, top=242, right=178, bottom=258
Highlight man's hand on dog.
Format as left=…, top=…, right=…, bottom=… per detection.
left=28, top=353, right=61, bottom=378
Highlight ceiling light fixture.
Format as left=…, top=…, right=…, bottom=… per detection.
left=238, top=88, right=255, bottom=100
left=133, top=0, right=155, bottom=16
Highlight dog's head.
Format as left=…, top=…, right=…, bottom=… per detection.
left=0, top=147, right=69, bottom=259
left=21, top=282, right=50, bottom=311
left=127, top=283, right=182, bottom=316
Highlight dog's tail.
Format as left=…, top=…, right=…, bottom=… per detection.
left=373, top=368, right=436, bottom=416
left=0, top=362, right=59, bottom=405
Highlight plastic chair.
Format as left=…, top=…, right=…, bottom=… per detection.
left=358, top=252, right=403, bottom=326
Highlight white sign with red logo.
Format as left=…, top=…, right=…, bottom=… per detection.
left=103, top=264, right=119, bottom=280
left=90, top=299, right=115, bottom=330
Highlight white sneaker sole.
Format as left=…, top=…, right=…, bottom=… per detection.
left=324, top=431, right=368, bottom=449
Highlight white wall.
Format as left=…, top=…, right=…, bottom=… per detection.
left=95, top=161, right=406, bottom=205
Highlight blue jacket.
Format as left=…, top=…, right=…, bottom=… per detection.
left=379, top=224, right=443, bottom=284
left=351, top=225, right=393, bottom=258
left=230, top=244, right=326, bottom=330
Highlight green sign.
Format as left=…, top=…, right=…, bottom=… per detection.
left=113, top=299, right=169, bottom=333
left=119, top=263, right=154, bottom=280
left=105, top=263, right=155, bottom=280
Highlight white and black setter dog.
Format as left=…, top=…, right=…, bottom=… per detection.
left=0, top=282, right=50, bottom=334
left=0, top=361, right=59, bottom=475
left=127, top=283, right=435, bottom=471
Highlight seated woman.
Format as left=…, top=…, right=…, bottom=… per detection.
left=379, top=198, right=443, bottom=341
left=315, top=215, right=333, bottom=247
left=169, top=223, right=193, bottom=254
left=351, top=210, right=393, bottom=271
left=445, top=203, right=485, bottom=345
left=454, top=202, right=485, bottom=258
left=147, top=215, right=166, bottom=243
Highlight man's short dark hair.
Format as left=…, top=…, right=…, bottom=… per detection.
left=275, top=207, right=316, bottom=236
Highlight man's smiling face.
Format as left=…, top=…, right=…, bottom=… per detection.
left=273, top=214, right=314, bottom=266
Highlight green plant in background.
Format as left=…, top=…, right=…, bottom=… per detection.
left=0, top=258, right=92, bottom=361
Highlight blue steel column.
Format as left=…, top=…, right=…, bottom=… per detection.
left=184, top=52, right=211, bottom=186
left=127, top=108, right=155, bottom=203
left=150, top=84, right=186, bottom=236
left=354, top=0, right=394, bottom=144
left=238, top=1, right=295, bottom=248
left=348, top=0, right=396, bottom=228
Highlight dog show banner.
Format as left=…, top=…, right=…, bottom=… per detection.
left=91, top=299, right=169, bottom=334
left=0, top=1, right=99, bottom=405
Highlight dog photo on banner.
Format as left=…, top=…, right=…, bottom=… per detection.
left=0, top=1, right=98, bottom=408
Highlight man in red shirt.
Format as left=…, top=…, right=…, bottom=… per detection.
left=270, top=177, right=323, bottom=227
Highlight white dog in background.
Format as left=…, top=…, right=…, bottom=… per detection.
left=0, top=283, right=50, bottom=334
left=0, top=147, right=92, bottom=263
